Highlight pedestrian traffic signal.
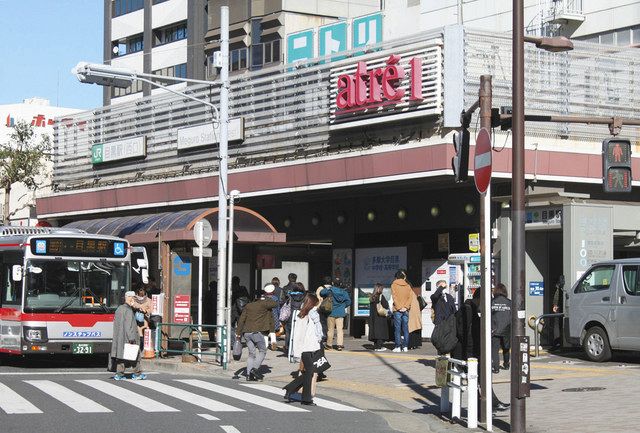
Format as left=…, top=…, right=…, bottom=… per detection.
left=452, top=129, right=469, bottom=182
left=602, top=138, right=632, bottom=193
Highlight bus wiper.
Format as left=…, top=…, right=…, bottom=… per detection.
left=55, top=287, right=81, bottom=313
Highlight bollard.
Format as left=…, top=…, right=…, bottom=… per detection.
left=143, top=328, right=155, bottom=359
left=467, top=357, right=478, bottom=429
left=451, top=364, right=461, bottom=420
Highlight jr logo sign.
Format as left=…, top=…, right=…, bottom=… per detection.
left=335, top=54, right=423, bottom=113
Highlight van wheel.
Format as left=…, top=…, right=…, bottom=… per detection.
left=583, top=326, right=611, bottom=362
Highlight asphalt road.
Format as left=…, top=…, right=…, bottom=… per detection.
left=0, top=355, right=394, bottom=433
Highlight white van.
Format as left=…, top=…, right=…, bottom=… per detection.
left=565, top=259, right=640, bottom=362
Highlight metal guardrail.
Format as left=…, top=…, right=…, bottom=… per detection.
left=154, top=322, right=227, bottom=370
left=532, top=313, right=565, bottom=357
left=439, top=356, right=478, bottom=429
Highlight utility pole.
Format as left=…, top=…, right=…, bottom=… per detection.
left=511, top=0, right=527, bottom=431
left=478, top=74, right=493, bottom=430
left=216, top=5, right=230, bottom=359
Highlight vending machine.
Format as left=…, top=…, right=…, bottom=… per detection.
left=447, top=253, right=482, bottom=304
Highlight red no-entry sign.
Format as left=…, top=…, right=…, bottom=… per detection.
left=474, top=127, right=492, bottom=194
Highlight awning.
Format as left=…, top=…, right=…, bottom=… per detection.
left=64, top=207, right=286, bottom=244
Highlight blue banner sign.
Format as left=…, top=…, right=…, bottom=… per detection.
left=286, top=29, right=314, bottom=64
left=319, top=21, right=348, bottom=62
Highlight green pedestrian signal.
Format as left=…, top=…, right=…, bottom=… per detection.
left=602, top=138, right=632, bottom=193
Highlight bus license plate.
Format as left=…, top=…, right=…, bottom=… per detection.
left=72, top=343, right=93, bottom=355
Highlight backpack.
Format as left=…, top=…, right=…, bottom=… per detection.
left=319, top=292, right=333, bottom=314
left=279, top=301, right=292, bottom=322
left=431, top=313, right=458, bottom=354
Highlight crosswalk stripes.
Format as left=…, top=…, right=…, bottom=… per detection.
left=0, top=382, right=42, bottom=414
left=241, top=383, right=364, bottom=412
left=176, top=379, right=308, bottom=413
left=24, top=380, right=112, bottom=413
left=0, top=378, right=362, bottom=416
left=77, top=379, right=179, bottom=412
left=128, top=380, right=244, bottom=412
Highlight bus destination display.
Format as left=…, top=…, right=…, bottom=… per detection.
left=31, top=238, right=127, bottom=258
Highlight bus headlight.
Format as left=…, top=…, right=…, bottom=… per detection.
left=24, top=327, right=48, bottom=342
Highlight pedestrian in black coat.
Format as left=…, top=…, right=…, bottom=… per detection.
left=431, top=280, right=456, bottom=325
left=368, top=283, right=391, bottom=351
left=491, top=283, right=512, bottom=372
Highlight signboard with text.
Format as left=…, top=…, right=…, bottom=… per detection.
left=352, top=12, right=383, bottom=51
left=91, top=136, right=146, bottom=164
left=355, top=246, right=407, bottom=287
left=319, top=21, right=348, bottom=62
left=173, top=295, right=191, bottom=323
left=177, top=118, right=244, bottom=150
left=286, top=29, right=315, bottom=64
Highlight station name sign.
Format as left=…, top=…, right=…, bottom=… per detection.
left=177, top=117, right=245, bottom=151
left=336, top=54, right=423, bottom=114
left=91, top=136, right=146, bottom=165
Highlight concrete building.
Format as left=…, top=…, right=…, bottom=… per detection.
left=40, top=2, right=640, bottom=342
left=0, top=98, right=81, bottom=226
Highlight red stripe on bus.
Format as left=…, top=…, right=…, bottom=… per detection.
left=0, top=243, right=24, bottom=247
left=0, top=348, right=22, bottom=355
left=21, top=313, right=115, bottom=327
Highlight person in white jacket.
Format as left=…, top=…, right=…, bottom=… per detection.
left=282, top=291, right=324, bottom=406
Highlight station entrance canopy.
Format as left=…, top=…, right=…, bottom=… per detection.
left=64, top=206, right=286, bottom=244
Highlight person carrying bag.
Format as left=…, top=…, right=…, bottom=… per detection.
left=282, top=293, right=325, bottom=406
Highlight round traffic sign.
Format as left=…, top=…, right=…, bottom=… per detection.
left=474, top=127, right=492, bottom=194
left=194, top=219, right=213, bottom=247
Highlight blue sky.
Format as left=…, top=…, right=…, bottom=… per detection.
left=0, top=0, right=103, bottom=110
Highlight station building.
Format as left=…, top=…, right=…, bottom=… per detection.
left=39, top=3, right=640, bottom=342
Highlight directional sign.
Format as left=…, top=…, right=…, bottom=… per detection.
left=319, top=21, right=347, bottom=63
left=286, top=29, right=314, bottom=64
left=352, top=12, right=383, bottom=50
left=193, top=247, right=213, bottom=258
left=474, top=127, right=492, bottom=194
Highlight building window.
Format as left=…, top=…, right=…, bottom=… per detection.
left=112, top=34, right=143, bottom=57
left=152, top=0, right=169, bottom=4
left=153, top=21, right=188, bottom=46
left=577, top=25, right=640, bottom=47
left=111, top=79, right=143, bottom=98
left=153, top=63, right=187, bottom=79
left=114, top=0, right=144, bottom=18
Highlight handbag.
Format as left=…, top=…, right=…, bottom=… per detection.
left=232, top=337, right=243, bottom=361
left=122, top=342, right=139, bottom=361
left=376, top=301, right=388, bottom=317
left=417, top=295, right=427, bottom=311
left=279, top=301, right=292, bottom=322
left=311, top=349, right=331, bottom=373
left=319, top=295, right=333, bottom=314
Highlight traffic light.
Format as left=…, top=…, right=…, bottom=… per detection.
left=452, top=128, right=470, bottom=182
left=602, top=138, right=632, bottom=193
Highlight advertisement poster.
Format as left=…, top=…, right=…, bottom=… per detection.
left=353, top=286, right=393, bottom=317
left=173, top=295, right=191, bottom=323
left=529, top=281, right=544, bottom=296
left=355, top=247, right=407, bottom=287
left=332, top=249, right=353, bottom=288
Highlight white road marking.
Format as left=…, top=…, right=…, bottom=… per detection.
left=220, top=426, right=242, bottom=433
left=176, top=379, right=308, bottom=412
left=77, top=379, right=179, bottom=412
left=241, top=383, right=364, bottom=412
left=198, top=413, right=220, bottom=421
left=0, top=383, right=42, bottom=414
left=129, top=380, right=243, bottom=412
left=25, top=380, right=111, bottom=413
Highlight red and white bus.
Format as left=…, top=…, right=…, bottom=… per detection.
left=0, top=226, right=131, bottom=356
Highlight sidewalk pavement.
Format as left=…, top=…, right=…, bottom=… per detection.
left=142, top=337, right=640, bottom=433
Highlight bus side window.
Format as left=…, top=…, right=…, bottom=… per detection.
left=1, top=255, right=22, bottom=305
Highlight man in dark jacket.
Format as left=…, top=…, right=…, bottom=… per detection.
left=491, top=283, right=512, bottom=372
left=236, top=288, right=277, bottom=381
left=280, top=273, right=305, bottom=353
left=320, top=277, right=351, bottom=351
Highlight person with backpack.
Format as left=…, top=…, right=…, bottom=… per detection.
left=281, top=274, right=306, bottom=354
left=320, top=277, right=351, bottom=351
left=231, top=284, right=251, bottom=336
left=315, top=276, right=332, bottom=344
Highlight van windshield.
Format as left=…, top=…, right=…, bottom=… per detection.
left=575, top=266, right=615, bottom=293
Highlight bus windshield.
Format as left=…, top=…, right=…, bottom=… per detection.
left=24, top=259, right=130, bottom=312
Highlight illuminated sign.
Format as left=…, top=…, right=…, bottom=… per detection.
left=92, top=136, right=146, bottom=164
left=335, top=54, right=423, bottom=113
left=30, top=238, right=129, bottom=258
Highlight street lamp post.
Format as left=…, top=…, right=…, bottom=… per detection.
left=73, top=5, right=231, bottom=365
left=512, top=2, right=573, bottom=432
